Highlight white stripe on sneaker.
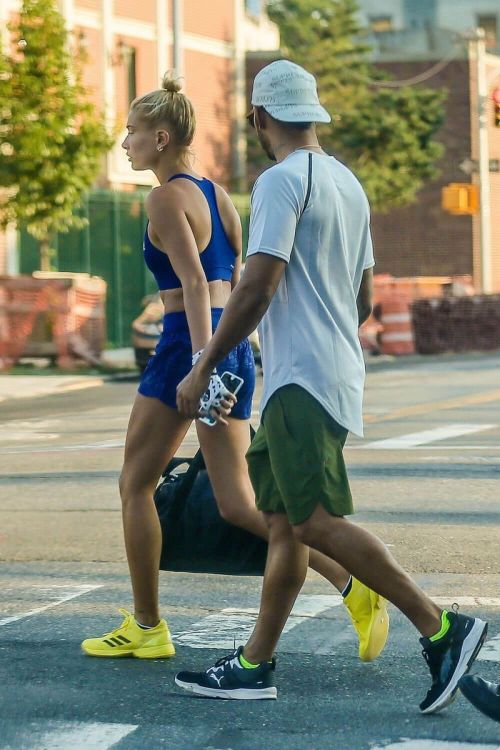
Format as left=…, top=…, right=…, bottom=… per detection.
left=174, top=676, right=277, bottom=700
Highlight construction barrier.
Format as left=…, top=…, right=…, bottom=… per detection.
left=359, top=274, right=476, bottom=356
left=0, top=273, right=106, bottom=370
left=411, top=294, right=500, bottom=354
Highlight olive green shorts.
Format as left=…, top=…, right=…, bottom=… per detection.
left=246, top=384, right=354, bottom=525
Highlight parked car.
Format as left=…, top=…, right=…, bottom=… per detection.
left=131, top=294, right=261, bottom=373
left=131, top=294, right=164, bottom=373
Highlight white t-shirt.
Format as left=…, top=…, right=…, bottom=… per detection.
left=246, top=150, right=374, bottom=437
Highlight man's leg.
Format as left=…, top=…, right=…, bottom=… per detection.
left=293, top=505, right=440, bottom=636
left=265, top=386, right=486, bottom=713
left=243, top=512, right=309, bottom=663
left=293, top=504, right=487, bottom=714
left=174, top=511, right=307, bottom=699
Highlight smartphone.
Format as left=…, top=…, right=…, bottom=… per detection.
left=198, top=371, right=244, bottom=427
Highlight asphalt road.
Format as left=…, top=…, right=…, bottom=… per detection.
left=1, top=352, right=500, bottom=749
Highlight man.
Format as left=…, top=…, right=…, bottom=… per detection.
left=459, top=675, right=500, bottom=722
left=175, top=60, right=487, bottom=713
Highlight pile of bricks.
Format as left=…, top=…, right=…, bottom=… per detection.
left=411, top=295, right=500, bottom=354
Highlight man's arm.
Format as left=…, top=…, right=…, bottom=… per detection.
left=203, top=253, right=285, bottom=369
left=357, top=267, right=373, bottom=326
left=175, top=253, right=286, bottom=419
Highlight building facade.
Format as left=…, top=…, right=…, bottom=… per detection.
left=357, top=0, right=500, bottom=58
left=0, top=0, right=279, bottom=273
left=354, top=0, right=500, bottom=292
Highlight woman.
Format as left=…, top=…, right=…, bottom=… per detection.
left=81, top=74, right=387, bottom=661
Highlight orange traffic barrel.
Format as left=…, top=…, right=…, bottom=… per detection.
left=379, top=292, right=415, bottom=355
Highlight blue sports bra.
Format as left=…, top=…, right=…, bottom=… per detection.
left=143, top=173, right=236, bottom=291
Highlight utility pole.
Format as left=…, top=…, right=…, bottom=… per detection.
left=172, top=0, right=183, bottom=77
left=156, top=0, right=168, bottom=84
left=468, top=28, right=492, bottom=294
left=232, top=0, right=247, bottom=193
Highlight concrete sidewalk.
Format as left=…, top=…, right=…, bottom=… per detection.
left=0, top=375, right=104, bottom=402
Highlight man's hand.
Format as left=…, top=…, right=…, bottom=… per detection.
left=176, top=362, right=236, bottom=425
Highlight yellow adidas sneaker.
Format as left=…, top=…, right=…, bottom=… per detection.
left=81, top=609, right=175, bottom=659
left=343, top=579, right=389, bottom=662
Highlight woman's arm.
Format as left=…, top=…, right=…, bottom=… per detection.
left=213, top=185, right=243, bottom=290
left=146, top=186, right=212, bottom=353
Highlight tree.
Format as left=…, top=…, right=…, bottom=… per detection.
left=0, top=0, right=113, bottom=270
left=265, top=0, right=446, bottom=212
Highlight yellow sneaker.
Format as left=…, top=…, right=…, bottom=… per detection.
left=343, top=578, right=389, bottom=662
left=81, top=609, right=175, bottom=659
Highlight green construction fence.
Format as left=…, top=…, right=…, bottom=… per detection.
left=19, top=189, right=250, bottom=347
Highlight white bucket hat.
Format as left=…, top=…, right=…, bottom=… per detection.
left=250, top=60, right=331, bottom=124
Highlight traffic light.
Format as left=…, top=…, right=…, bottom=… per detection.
left=441, top=183, right=479, bottom=215
left=493, top=88, right=500, bottom=127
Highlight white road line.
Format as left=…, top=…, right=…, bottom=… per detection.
left=478, top=632, right=500, bottom=662
left=0, top=584, right=102, bottom=627
left=371, top=741, right=500, bottom=750
left=348, top=445, right=500, bottom=451
left=21, top=722, right=138, bottom=750
left=363, top=424, right=497, bottom=450
left=0, top=439, right=125, bottom=455
left=174, top=594, right=342, bottom=649
left=421, top=456, right=500, bottom=463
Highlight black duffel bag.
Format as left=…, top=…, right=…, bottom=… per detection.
left=154, top=437, right=268, bottom=576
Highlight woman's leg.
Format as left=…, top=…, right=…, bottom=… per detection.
left=197, top=417, right=350, bottom=591
left=120, top=394, right=191, bottom=625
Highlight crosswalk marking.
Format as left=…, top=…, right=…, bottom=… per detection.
left=371, top=741, right=500, bottom=750
left=363, top=424, right=497, bottom=450
left=478, top=631, right=500, bottom=662
left=5, top=722, right=138, bottom=750
left=0, top=584, right=102, bottom=627
left=174, top=594, right=342, bottom=649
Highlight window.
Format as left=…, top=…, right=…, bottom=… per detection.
left=125, top=46, right=136, bottom=105
left=477, top=14, right=497, bottom=48
left=369, top=15, right=394, bottom=33
left=246, top=0, right=262, bottom=17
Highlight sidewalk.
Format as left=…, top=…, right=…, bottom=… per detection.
left=0, top=375, right=104, bottom=402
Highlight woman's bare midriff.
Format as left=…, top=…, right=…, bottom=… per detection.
left=160, top=279, right=232, bottom=314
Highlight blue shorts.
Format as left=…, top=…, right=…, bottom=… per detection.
left=138, top=308, right=255, bottom=420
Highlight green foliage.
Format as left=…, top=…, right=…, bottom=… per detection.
left=266, top=0, right=446, bottom=211
left=0, top=0, right=113, bottom=267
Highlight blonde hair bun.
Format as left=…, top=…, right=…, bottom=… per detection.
left=161, top=72, right=182, bottom=94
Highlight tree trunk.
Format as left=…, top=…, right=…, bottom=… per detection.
left=39, top=238, right=51, bottom=272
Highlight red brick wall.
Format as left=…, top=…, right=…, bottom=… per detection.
left=370, top=60, right=474, bottom=280
left=78, top=26, right=103, bottom=110
left=184, top=0, right=234, bottom=42
left=135, top=38, right=158, bottom=96
left=76, top=0, right=99, bottom=10
left=114, top=0, right=155, bottom=23
left=185, top=50, right=233, bottom=187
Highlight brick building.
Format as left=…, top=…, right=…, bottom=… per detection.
left=356, top=0, right=500, bottom=292
left=0, top=0, right=279, bottom=273
left=369, top=52, right=500, bottom=294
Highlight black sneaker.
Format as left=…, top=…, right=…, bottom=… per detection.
left=459, top=675, right=500, bottom=723
left=420, top=611, right=488, bottom=714
left=174, top=646, right=277, bottom=700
